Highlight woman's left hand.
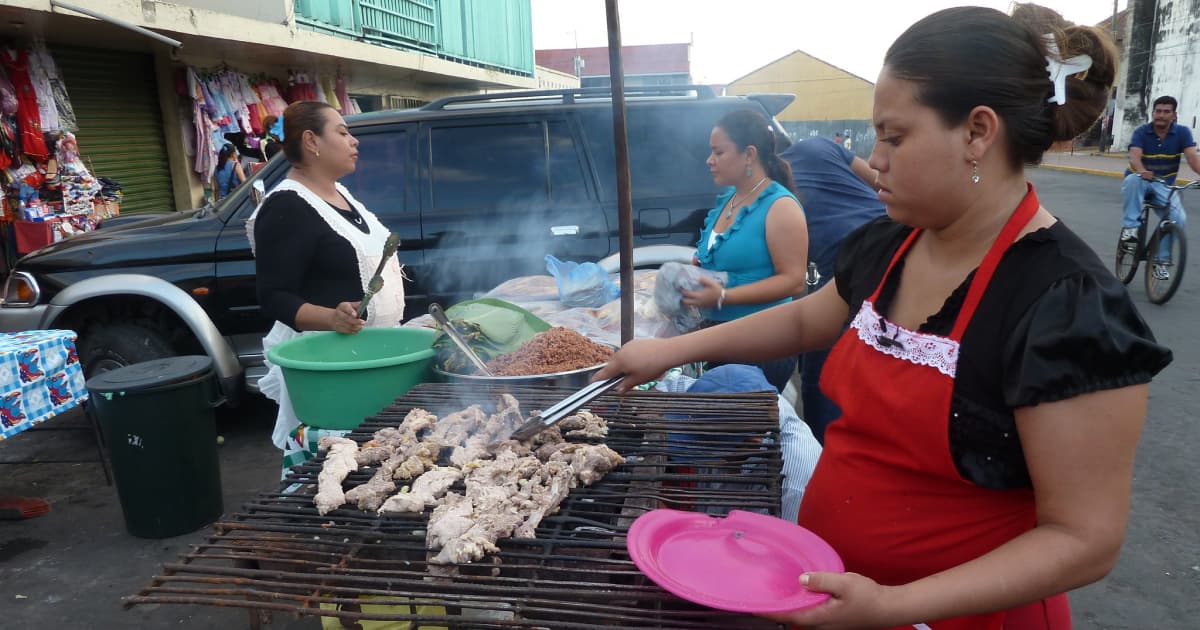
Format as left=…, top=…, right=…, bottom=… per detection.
left=331, top=301, right=366, bottom=334
left=681, top=275, right=723, bottom=308
left=759, top=572, right=898, bottom=629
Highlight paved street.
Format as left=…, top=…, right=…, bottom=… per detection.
left=0, top=167, right=1196, bottom=628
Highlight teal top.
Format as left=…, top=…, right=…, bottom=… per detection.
left=696, top=180, right=798, bottom=321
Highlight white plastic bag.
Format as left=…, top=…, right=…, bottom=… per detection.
left=654, top=262, right=728, bottom=333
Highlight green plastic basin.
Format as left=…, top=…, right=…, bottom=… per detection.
left=266, top=327, right=437, bottom=429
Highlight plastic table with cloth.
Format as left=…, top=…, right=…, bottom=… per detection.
left=0, top=329, right=97, bottom=520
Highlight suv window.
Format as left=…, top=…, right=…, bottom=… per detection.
left=579, top=103, right=720, bottom=201
left=431, top=122, right=546, bottom=210
left=548, top=120, right=588, bottom=204
left=340, top=128, right=408, bottom=219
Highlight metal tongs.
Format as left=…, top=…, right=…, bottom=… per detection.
left=357, top=233, right=402, bottom=319
left=429, top=302, right=494, bottom=376
left=507, top=375, right=625, bottom=442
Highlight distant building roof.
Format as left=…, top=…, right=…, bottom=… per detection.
left=536, top=43, right=690, bottom=78
left=1094, top=8, right=1129, bottom=47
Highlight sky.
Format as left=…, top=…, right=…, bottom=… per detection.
left=529, top=0, right=1127, bottom=85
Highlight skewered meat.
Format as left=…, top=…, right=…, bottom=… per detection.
left=514, top=460, right=576, bottom=538
left=549, top=443, right=624, bottom=485
left=344, top=452, right=403, bottom=511
left=314, top=437, right=358, bottom=515
left=321, top=395, right=623, bottom=567
left=556, top=410, right=609, bottom=439
left=394, top=441, right=441, bottom=480
left=427, top=493, right=474, bottom=549
left=378, top=466, right=463, bottom=514
left=427, top=405, right=488, bottom=448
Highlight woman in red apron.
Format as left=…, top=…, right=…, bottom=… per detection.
left=597, top=6, right=1171, bottom=629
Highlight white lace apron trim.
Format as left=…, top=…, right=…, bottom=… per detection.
left=246, top=178, right=407, bottom=451
left=851, top=300, right=959, bottom=378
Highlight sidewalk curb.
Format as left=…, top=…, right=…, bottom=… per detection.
left=1038, top=164, right=1123, bottom=179
left=1037, top=163, right=1194, bottom=185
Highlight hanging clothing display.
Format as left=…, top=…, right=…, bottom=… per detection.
left=0, top=49, right=50, bottom=160
left=30, top=42, right=75, bottom=133
left=0, top=45, right=121, bottom=269
left=182, top=64, right=355, bottom=183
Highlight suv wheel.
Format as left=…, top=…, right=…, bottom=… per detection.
left=79, top=323, right=177, bottom=376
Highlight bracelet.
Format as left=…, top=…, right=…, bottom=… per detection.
left=716, top=288, right=727, bottom=310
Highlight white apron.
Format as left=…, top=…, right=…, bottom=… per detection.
left=246, top=178, right=406, bottom=452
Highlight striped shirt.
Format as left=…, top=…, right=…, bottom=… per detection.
left=1125, top=122, right=1197, bottom=185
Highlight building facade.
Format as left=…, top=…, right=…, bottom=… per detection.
left=1113, top=0, right=1200, bottom=150
left=535, top=43, right=691, bottom=89
left=0, top=0, right=537, bottom=212
left=723, top=50, right=875, bottom=157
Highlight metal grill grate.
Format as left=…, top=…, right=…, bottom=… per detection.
left=128, top=383, right=786, bottom=629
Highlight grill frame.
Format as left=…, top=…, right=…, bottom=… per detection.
left=127, top=383, right=787, bottom=629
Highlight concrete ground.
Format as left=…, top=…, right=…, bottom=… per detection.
left=0, top=397, right=318, bottom=629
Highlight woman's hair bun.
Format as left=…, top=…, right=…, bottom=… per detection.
left=1012, top=3, right=1119, bottom=142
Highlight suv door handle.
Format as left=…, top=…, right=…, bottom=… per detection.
left=550, top=225, right=579, bottom=236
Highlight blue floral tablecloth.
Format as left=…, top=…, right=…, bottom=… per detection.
left=0, top=330, right=88, bottom=440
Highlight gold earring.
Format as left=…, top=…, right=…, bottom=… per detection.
left=970, top=160, right=980, bottom=184
left=313, top=150, right=320, bottom=158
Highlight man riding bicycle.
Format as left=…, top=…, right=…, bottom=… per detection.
left=1122, top=95, right=1200, bottom=280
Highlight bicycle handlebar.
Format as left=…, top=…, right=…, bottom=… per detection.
left=1150, top=177, right=1200, bottom=191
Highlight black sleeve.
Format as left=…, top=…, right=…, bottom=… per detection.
left=1001, top=271, right=1173, bottom=407
left=834, top=216, right=908, bottom=306
left=254, top=191, right=320, bottom=329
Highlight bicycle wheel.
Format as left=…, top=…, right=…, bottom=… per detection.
left=1114, top=222, right=1144, bottom=284
left=1144, top=222, right=1187, bottom=304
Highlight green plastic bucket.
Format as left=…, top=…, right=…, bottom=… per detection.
left=267, top=327, right=437, bottom=429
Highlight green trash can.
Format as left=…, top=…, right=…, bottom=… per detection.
left=86, top=355, right=224, bottom=539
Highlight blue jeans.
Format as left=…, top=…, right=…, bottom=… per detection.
left=1122, top=174, right=1188, bottom=261
left=799, top=349, right=841, bottom=444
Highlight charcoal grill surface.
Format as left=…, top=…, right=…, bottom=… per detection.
left=128, top=383, right=786, bottom=629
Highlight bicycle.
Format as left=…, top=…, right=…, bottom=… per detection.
left=1115, top=178, right=1199, bottom=304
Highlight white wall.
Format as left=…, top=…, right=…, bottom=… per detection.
left=1114, top=0, right=1200, bottom=149
left=170, top=0, right=290, bottom=25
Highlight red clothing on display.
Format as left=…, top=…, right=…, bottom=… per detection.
left=1, top=49, right=50, bottom=160
left=799, top=187, right=1068, bottom=629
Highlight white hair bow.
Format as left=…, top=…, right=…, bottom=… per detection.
left=1044, top=34, right=1092, bottom=106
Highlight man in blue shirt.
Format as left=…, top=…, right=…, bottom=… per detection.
left=780, top=137, right=886, bottom=442
left=1122, top=96, right=1200, bottom=279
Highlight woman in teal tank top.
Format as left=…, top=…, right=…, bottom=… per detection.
left=683, top=109, right=809, bottom=390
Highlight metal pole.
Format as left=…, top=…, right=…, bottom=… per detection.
left=605, top=0, right=634, bottom=345
left=50, top=0, right=183, bottom=49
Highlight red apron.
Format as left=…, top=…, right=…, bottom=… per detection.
left=798, top=186, right=1069, bottom=629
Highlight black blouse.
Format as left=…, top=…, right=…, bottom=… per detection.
left=254, top=190, right=371, bottom=330
left=834, top=217, right=1172, bottom=489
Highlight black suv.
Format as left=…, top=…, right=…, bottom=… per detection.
left=0, top=86, right=793, bottom=400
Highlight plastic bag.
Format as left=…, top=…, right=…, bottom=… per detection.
left=544, top=254, right=620, bottom=308
left=654, top=262, right=728, bottom=333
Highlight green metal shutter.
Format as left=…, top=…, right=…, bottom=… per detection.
left=51, top=47, right=175, bottom=214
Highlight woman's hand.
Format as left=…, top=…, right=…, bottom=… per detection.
left=760, top=572, right=898, bottom=629
left=681, top=275, right=724, bottom=308
left=330, top=301, right=365, bottom=334
left=592, top=338, right=681, bottom=392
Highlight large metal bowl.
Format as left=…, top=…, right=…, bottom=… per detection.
left=432, top=362, right=606, bottom=388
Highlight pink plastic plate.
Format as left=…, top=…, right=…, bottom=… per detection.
left=626, top=509, right=843, bottom=614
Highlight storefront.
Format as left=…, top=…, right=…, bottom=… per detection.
left=0, top=43, right=125, bottom=271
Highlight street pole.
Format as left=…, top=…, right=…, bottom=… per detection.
left=604, top=0, right=635, bottom=345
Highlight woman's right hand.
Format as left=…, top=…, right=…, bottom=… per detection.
left=593, top=338, right=681, bottom=392
left=330, top=301, right=365, bottom=334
